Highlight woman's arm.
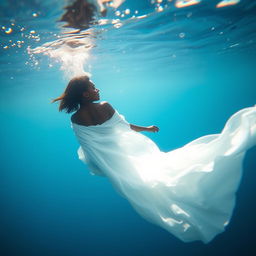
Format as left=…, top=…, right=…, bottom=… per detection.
left=130, top=124, right=159, bottom=133
left=103, top=102, right=159, bottom=133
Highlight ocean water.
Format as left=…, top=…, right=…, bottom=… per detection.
left=0, top=0, right=256, bottom=255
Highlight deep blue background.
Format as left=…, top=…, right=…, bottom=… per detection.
left=1, top=0, right=256, bottom=255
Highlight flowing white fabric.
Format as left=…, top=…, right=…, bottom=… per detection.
left=71, top=107, right=256, bottom=243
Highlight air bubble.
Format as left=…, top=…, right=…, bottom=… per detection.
left=5, top=28, right=13, bottom=34
left=114, top=23, right=122, bottom=28
left=157, top=6, right=164, bottom=12
left=125, top=9, right=130, bottom=15
left=115, top=10, right=121, bottom=16
left=179, top=32, right=185, bottom=38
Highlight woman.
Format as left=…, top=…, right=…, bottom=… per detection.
left=52, top=75, right=159, bottom=132
left=53, top=75, right=256, bottom=243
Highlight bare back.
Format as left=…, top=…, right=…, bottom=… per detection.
left=71, top=101, right=115, bottom=126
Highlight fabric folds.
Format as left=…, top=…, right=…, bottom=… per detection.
left=71, top=106, right=256, bottom=243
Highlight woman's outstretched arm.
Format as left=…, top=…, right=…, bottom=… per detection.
left=130, top=124, right=159, bottom=133
left=104, top=102, right=159, bottom=133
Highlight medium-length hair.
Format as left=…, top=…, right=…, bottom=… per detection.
left=52, top=75, right=90, bottom=113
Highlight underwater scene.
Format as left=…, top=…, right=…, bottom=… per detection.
left=1, top=0, right=256, bottom=255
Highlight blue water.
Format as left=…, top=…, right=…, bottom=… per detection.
left=1, top=0, right=256, bottom=255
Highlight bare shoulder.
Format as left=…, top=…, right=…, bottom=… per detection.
left=71, top=111, right=78, bottom=123
left=100, top=101, right=115, bottom=116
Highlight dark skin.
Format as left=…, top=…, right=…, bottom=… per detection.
left=71, top=80, right=159, bottom=133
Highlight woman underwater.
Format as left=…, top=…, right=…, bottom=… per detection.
left=52, top=75, right=256, bottom=243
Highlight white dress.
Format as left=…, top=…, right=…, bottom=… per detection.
left=71, top=106, right=256, bottom=243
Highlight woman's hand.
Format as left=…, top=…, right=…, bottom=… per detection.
left=146, top=125, right=159, bottom=133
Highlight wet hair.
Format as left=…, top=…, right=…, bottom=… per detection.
left=52, top=75, right=90, bottom=113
